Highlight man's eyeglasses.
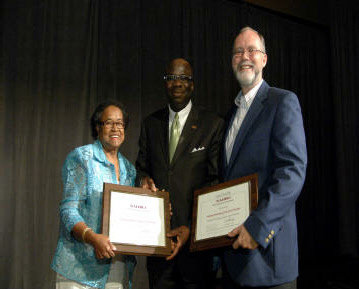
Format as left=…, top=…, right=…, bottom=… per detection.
left=233, top=48, right=265, bottom=58
left=163, top=74, right=193, bottom=82
left=99, top=120, right=125, bottom=129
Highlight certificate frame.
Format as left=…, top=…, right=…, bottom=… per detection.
left=190, top=174, right=258, bottom=252
left=101, top=183, right=171, bottom=256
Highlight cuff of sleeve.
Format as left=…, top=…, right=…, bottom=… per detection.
left=244, top=215, right=272, bottom=249
left=61, top=211, right=84, bottom=235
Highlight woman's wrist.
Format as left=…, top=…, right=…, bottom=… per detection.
left=82, top=227, right=92, bottom=243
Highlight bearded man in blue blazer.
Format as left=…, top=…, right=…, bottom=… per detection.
left=221, top=27, right=307, bottom=289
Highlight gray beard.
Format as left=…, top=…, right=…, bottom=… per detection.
left=234, top=69, right=257, bottom=87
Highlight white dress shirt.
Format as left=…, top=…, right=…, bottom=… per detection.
left=168, top=100, right=192, bottom=140
left=225, top=80, right=263, bottom=163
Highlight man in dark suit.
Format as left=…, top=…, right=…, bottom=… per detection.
left=136, top=58, right=224, bottom=289
left=221, top=27, right=307, bottom=289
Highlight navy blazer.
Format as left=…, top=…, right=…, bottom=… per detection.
left=222, top=81, right=307, bottom=286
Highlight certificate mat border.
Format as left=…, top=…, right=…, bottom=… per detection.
left=102, top=183, right=171, bottom=256
left=190, top=174, right=258, bottom=252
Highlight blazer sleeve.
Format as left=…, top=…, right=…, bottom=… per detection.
left=205, top=116, right=225, bottom=186
left=244, top=91, right=307, bottom=248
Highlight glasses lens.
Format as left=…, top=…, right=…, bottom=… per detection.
left=101, top=120, right=124, bottom=129
left=179, top=75, right=191, bottom=81
left=164, top=75, right=192, bottom=82
left=116, top=121, right=124, bottom=129
left=164, top=75, right=175, bottom=81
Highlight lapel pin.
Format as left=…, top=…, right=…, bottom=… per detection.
left=191, top=125, right=197, bottom=129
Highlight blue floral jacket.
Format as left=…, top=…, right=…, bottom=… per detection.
left=51, top=140, right=136, bottom=289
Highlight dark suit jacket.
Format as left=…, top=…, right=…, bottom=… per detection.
left=222, top=81, right=307, bottom=286
left=136, top=104, right=224, bottom=228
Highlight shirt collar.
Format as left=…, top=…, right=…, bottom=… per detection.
left=234, top=79, right=263, bottom=107
left=93, top=139, right=127, bottom=184
left=168, top=100, right=192, bottom=121
left=93, top=139, right=107, bottom=163
left=93, top=139, right=122, bottom=165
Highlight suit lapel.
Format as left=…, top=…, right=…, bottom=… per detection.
left=170, top=106, right=199, bottom=166
left=227, top=81, right=269, bottom=174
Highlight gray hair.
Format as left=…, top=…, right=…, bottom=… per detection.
left=237, top=26, right=266, bottom=53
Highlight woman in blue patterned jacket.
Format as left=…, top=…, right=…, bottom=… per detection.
left=52, top=100, right=136, bottom=289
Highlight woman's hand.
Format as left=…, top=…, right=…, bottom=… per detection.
left=86, top=231, right=117, bottom=259
left=72, top=222, right=116, bottom=259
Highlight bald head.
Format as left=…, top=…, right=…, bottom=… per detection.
left=166, top=58, right=193, bottom=75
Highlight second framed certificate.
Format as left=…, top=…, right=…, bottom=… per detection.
left=190, top=174, right=258, bottom=252
left=101, top=183, right=171, bottom=257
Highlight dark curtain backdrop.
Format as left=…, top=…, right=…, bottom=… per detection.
left=1, top=0, right=358, bottom=288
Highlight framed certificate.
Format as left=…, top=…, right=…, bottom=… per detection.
left=101, top=183, right=171, bottom=256
left=190, top=174, right=258, bottom=252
